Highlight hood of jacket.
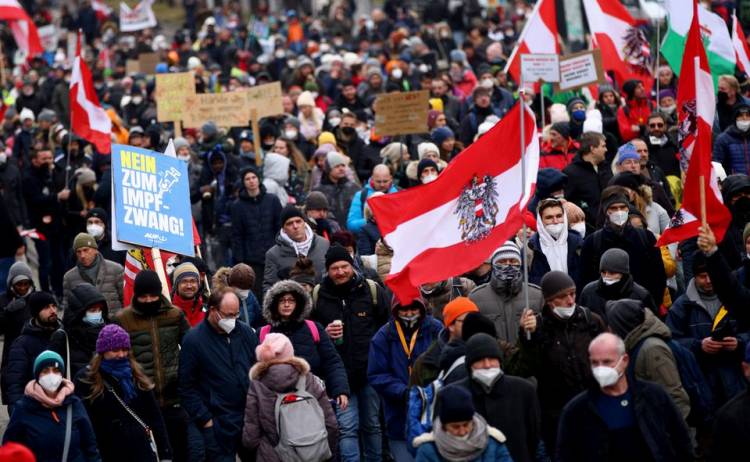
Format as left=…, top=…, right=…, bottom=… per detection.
left=390, top=294, right=428, bottom=318
left=6, top=261, right=33, bottom=290
left=535, top=168, right=568, bottom=199
left=65, top=283, right=109, bottom=327
left=262, top=279, right=312, bottom=326
left=248, top=357, right=310, bottom=391
left=263, top=152, right=290, bottom=184
left=624, top=308, right=672, bottom=350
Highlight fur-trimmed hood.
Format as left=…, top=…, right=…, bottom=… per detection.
left=412, top=425, right=506, bottom=447
left=262, top=279, right=313, bottom=326
left=211, top=267, right=233, bottom=292
left=405, top=158, right=448, bottom=181
left=248, top=356, right=310, bottom=382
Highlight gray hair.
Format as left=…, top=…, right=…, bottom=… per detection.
left=589, top=332, right=626, bottom=356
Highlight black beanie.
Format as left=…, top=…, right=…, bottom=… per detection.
left=465, top=332, right=502, bottom=368
left=609, top=172, right=645, bottom=191
left=438, top=385, right=475, bottom=424
left=280, top=204, right=305, bottom=228
left=461, top=312, right=497, bottom=341
left=28, top=291, right=57, bottom=318
left=540, top=271, right=576, bottom=300
left=622, top=79, right=640, bottom=99
left=692, top=252, right=709, bottom=276
left=417, top=158, right=438, bottom=179
left=603, top=193, right=630, bottom=212
left=325, top=244, right=354, bottom=269
left=605, top=299, right=645, bottom=338
left=550, top=122, right=570, bottom=139
left=85, top=207, right=108, bottom=223
left=134, top=270, right=162, bottom=298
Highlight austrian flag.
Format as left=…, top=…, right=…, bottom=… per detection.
left=369, top=102, right=539, bottom=304
left=70, top=31, right=112, bottom=154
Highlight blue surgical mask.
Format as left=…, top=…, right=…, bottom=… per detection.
left=83, top=311, right=103, bottom=325
left=572, top=109, right=586, bottom=122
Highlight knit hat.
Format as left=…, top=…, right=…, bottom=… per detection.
left=76, top=167, right=96, bottom=186
left=285, top=116, right=301, bottom=130
left=461, top=312, right=497, bottom=340
left=133, top=270, right=162, bottom=297
left=96, top=324, right=131, bottom=354
left=325, top=244, right=354, bottom=269
left=622, top=79, right=641, bottom=99
left=602, top=193, right=630, bottom=212
left=7, top=261, right=32, bottom=287
left=541, top=271, right=576, bottom=300
left=692, top=251, right=709, bottom=276
left=255, top=333, right=294, bottom=363
left=616, top=143, right=640, bottom=165
left=450, top=49, right=467, bottom=65
left=38, top=109, right=56, bottom=123
left=33, top=350, right=64, bottom=379
left=566, top=97, right=586, bottom=113
left=318, top=131, right=337, bottom=146
left=599, top=248, right=630, bottom=274
left=201, top=121, right=218, bottom=138
left=431, top=126, right=454, bottom=146
left=442, top=297, right=479, bottom=328
left=326, top=151, right=348, bottom=169
left=173, top=262, right=199, bottom=284
left=417, top=158, right=438, bottom=179
left=305, top=191, right=330, bottom=210
left=438, top=386, right=475, bottom=424
left=491, top=241, right=521, bottom=265
left=583, top=116, right=603, bottom=134
left=609, top=172, right=645, bottom=191
left=658, top=88, right=676, bottom=101
left=28, top=291, right=56, bottom=318
left=417, top=142, right=439, bottom=160
left=19, top=107, right=34, bottom=122
left=128, top=126, right=144, bottom=137
left=173, top=137, right=190, bottom=151
left=465, top=333, right=502, bottom=368
left=550, top=122, right=570, bottom=139
left=380, top=142, right=408, bottom=165
left=229, top=263, right=255, bottom=290
left=605, top=299, right=645, bottom=338
left=86, top=207, right=108, bottom=223
left=73, top=232, right=98, bottom=251
left=280, top=204, right=305, bottom=227
left=549, top=104, right=570, bottom=124
left=297, top=91, right=315, bottom=107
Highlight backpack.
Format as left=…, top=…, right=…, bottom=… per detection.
left=273, top=374, right=332, bottom=462
left=312, top=278, right=378, bottom=307
left=259, top=320, right=320, bottom=344
left=628, top=336, right=714, bottom=425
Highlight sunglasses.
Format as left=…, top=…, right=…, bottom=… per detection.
left=649, top=123, right=665, bottom=128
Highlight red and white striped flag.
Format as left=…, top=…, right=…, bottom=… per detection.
left=70, top=30, right=111, bottom=154
left=123, top=248, right=175, bottom=307
left=0, top=0, right=42, bottom=57
left=657, top=0, right=731, bottom=247
left=369, top=101, right=539, bottom=304
left=732, top=10, right=750, bottom=74
left=582, top=0, right=653, bottom=92
left=504, top=0, right=559, bottom=85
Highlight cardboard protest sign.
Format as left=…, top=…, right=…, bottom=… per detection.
left=373, top=90, right=430, bottom=137
left=137, top=52, right=160, bottom=74
left=182, top=91, right=250, bottom=128
left=38, top=25, right=58, bottom=52
left=245, top=81, right=284, bottom=119
left=126, top=59, right=139, bottom=75
left=112, top=144, right=194, bottom=256
left=556, top=49, right=605, bottom=91
left=520, top=54, right=560, bottom=82
left=155, top=72, right=195, bottom=122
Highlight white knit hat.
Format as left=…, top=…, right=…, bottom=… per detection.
left=417, top=142, right=439, bottom=160
left=19, top=107, right=34, bottom=122
left=297, top=91, right=315, bottom=107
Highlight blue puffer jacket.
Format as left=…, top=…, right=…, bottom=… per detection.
left=527, top=231, right=583, bottom=288
left=3, top=391, right=100, bottom=461
left=178, top=318, right=259, bottom=452
left=230, top=187, right=282, bottom=266
left=713, top=124, right=750, bottom=175
left=346, top=180, right=398, bottom=233
left=413, top=426, right=513, bottom=462
left=368, top=301, right=442, bottom=440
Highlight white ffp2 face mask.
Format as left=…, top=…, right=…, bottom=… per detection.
left=608, top=210, right=629, bottom=227
left=553, top=306, right=575, bottom=319
left=86, top=224, right=104, bottom=238
left=571, top=222, right=586, bottom=238
left=472, top=367, right=502, bottom=388
left=545, top=223, right=564, bottom=239
left=218, top=317, right=236, bottom=334
left=38, top=372, right=63, bottom=392
left=592, top=357, right=623, bottom=388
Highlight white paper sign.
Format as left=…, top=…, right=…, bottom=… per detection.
left=38, top=25, right=58, bottom=52
left=120, top=0, right=158, bottom=32
left=558, top=51, right=601, bottom=91
left=520, top=54, right=560, bottom=83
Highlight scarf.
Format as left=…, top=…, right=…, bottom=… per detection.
left=101, top=358, right=138, bottom=402
left=24, top=378, right=75, bottom=408
left=433, top=415, right=490, bottom=462
left=536, top=212, right=569, bottom=273
left=78, top=253, right=102, bottom=284
left=280, top=223, right=314, bottom=257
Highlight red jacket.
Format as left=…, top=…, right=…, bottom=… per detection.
left=617, top=98, right=654, bottom=141
left=540, top=139, right=579, bottom=171
left=172, top=294, right=205, bottom=327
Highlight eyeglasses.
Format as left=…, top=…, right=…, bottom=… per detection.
left=218, top=310, right=240, bottom=320
left=649, top=123, right=665, bottom=128
left=279, top=296, right=296, bottom=305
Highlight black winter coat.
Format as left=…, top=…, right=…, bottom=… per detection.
left=75, top=370, right=172, bottom=462
left=0, top=295, right=30, bottom=377
left=357, top=220, right=381, bottom=256
left=556, top=381, right=693, bottom=462
left=313, top=175, right=360, bottom=229
left=563, top=155, right=613, bottom=226
left=578, top=275, right=657, bottom=321
left=711, top=388, right=750, bottom=461
left=230, top=187, right=282, bottom=266
left=646, top=135, right=681, bottom=177
left=311, top=275, right=390, bottom=391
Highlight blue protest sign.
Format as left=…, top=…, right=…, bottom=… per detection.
left=112, top=143, right=194, bottom=256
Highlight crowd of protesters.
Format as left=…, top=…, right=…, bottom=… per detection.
left=1, top=1, right=750, bottom=461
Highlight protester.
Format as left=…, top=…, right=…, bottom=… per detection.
left=62, top=232, right=124, bottom=315
left=0, top=261, right=35, bottom=384
left=710, top=343, right=750, bottom=461
left=170, top=262, right=206, bottom=328
left=213, top=263, right=262, bottom=327
left=527, top=198, right=583, bottom=287
left=563, top=132, right=612, bottom=226
left=84, top=208, right=126, bottom=265
left=347, top=164, right=397, bottom=233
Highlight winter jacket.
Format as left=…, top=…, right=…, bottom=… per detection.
left=313, top=174, right=361, bottom=229
left=114, top=297, right=190, bottom=407
left=413, top=426, right=513, bottom=462
left=196, top=149, right=237, bottom=232
left=454, top=375, right=542, bottom=462
left=262, top=152, right=291, bottom=205
left=242, top=358, right=338, bottom=462
left=262, top=279, right=350, bottom=398
left=563, top=154, right=613, bottom=226
left=578, top=275, right=657, bottom=320
left=713, top=124, right=750, bottom=175
left=62, top=255, right=124, bottom=315
left=51, top=283, right=109, bottom=378
left=507, top=305, right=605, bottom=452
left=75, top=370, right=172, bottom=462
left=540, top=139, right=579, bottom=171
left=666, top=281, right=749, bottom=405
left=357, top=221, right=381, bottom=256
left=419, top=278, right=476, bottom=321
left=617, top=98, right=653, bottom=141
left=368, top=305, right=443, bottom=440
left=527, top=232, right=583, bottom=288
left=580, top=224, right=667, bottom=305
left=179, top=317, right=258, bottom=453
left=468, top=279, right=544, bottom=349
left=556, top=380, right=693, bottom=462
left=711, top=388, right=750, bottom=461
left=346, top=180, right=399, bottom=233
left=0, top=294, right=31, bottom=378
left=408, top=328, right=452, bottom=388
left=646, top=135, right=681, bottom=177
left=230, top=186, right=283, bottom=266
left=263, top=232, right=330, bottom=293
left=311, top=274, right=390, bottom=391
left=1, top=318, right=60, bottom=411
left=704, top=248, right=750, bottom=325
left=0, top=160, right=28, bottom=227
left=623, top=307, right=691, bottom=420
left=2, top=391, right=101, bottom=461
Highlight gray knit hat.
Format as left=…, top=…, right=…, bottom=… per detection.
left=491, top=241, right=521, bottom=265
left=326, top=151, right=348, bottom=170
left=7, top=261, right=32, bottom=288
left=599, top=248, right=630, bottom=274
left=540, top=271, right=576, bottom=300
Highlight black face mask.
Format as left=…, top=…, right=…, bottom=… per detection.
left=133, top=298, right=161, bottom=315
left=341, top=126, right=356, bottom=137
left=718, top=91, right=729, bottom=104
left=732, top=196, right=750, bottom=222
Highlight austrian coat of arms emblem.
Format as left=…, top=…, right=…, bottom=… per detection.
left=454, top=175, right=499, bottom=242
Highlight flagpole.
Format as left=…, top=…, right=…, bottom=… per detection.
left=519, top=90, right=531, bottom=341
left=655, top=17, right=661, bottom=99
